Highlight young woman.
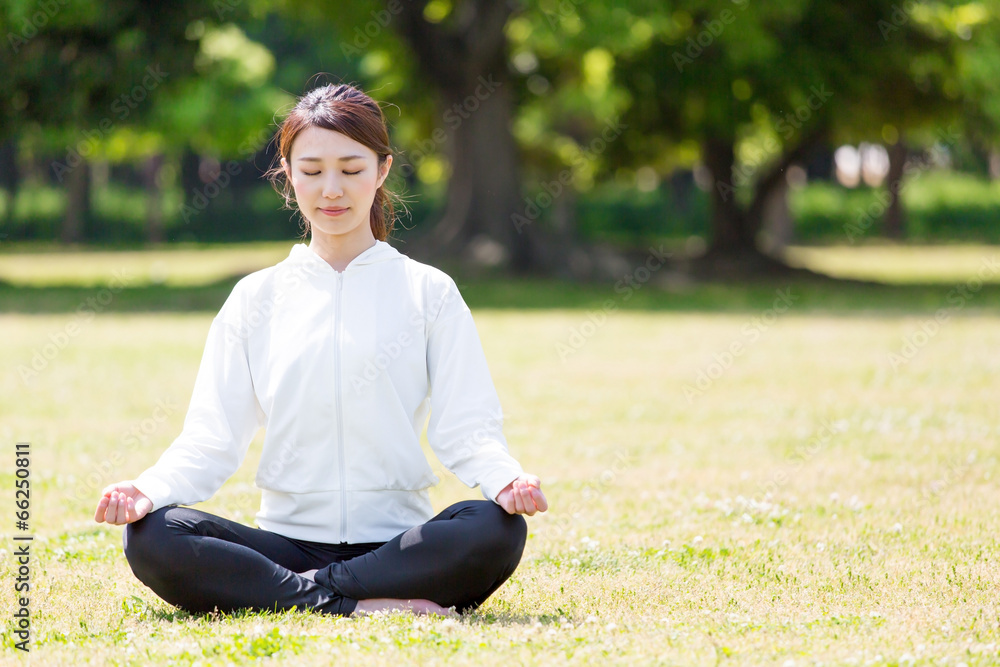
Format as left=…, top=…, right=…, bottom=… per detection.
left=94, top=82, right=548, bottom=617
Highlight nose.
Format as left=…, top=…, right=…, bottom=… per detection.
left=321, top=174, right=343, bottom=199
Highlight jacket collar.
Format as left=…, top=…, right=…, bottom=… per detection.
left=287, top=240, right=402, bottom=274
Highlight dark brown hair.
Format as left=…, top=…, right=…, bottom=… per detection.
left=267, top=82, right=398, bottom=241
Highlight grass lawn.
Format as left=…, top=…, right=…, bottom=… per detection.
left=1, top=243, right=999, bottom=665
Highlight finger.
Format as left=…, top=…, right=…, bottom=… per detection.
left=104, top=493, right=117, bottom=525
left=135, top=496, right=153, bottom=521
left=103, top=498, right=117, bottom=525
left=126, top=496, right=135, bottom=523
left=94, top=496, right=110, bottom=523
left=516, top=485, right=535, bottom=515
left=514, top=486, right=530, bottom=515
left=522, top=487, right=539, bottom=515
left=112, top=492, right=128, bottom=525
left=530, top=487, right=548, bottom=512
left=510, top=486, right=524, bottom=514
left=520, top=487, right=537, bottom=515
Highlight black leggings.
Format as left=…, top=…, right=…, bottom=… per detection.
left=123, top=500, right=527, bottom=616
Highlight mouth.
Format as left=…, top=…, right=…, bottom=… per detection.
left=320, top=207, right=349, bottom=216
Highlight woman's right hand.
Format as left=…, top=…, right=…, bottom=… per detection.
left=94, top=482, right=153, bottom=525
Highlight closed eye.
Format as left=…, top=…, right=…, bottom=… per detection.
left=301, top=170, right=363, bottom=176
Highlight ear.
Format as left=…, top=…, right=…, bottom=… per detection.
left=377, top=155, right=392, bottom=188
left=280, top=157, right=290, bottom=177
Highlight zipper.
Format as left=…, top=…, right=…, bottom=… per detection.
left=334, top=271, right=347, bottom=543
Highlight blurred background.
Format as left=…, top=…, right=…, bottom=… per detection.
left=0, top=0, right=999, bottom=279
left=3, top=6, right=1000, bottom=660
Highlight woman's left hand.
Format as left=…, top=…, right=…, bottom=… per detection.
left=496, top=474, right=548, bottom=516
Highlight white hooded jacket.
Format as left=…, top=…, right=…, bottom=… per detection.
left=133, top=240, right=524, bottom=544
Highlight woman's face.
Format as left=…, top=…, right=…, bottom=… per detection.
left=282, top=125, right=391, bottom=243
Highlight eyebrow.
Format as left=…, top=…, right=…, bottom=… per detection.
left=295, top=155, right=365, bottom=162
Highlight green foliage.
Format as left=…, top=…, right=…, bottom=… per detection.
left=1, top=0, right=215, bottom=141
left=5, top=169, right=1000, bottom=245
left=791, top=171, right=1000, bottom=242
left=569, top=181, right=708, bottom=245
left=5, top=0, right=1000, bottom=253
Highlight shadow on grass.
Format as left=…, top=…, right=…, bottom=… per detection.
left=122, top=600, right=544, bottom=626
left=2, top=272, right=1000, bottom=315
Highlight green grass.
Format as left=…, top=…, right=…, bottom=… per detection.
left=1, top=244, right=999, bottom=665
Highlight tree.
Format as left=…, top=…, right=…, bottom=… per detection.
left=605, top=0, right=972, bottom=270
left=386, top=0, right=536, bottom=271
left=0, top=0, right=277, bottom=243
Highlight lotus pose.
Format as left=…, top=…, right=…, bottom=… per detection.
left=94, top=82, right=547, bottom=617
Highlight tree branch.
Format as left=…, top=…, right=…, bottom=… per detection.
left=746, top=123, right=829, bottom=230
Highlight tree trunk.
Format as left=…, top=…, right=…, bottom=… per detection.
left=428, top=75, right=529, bottom=268
left=760, top=175, right=793, bottom=254
left=669, top=170, right=694, bottom=218
left=536, top=182, right=581, bottom=279
left=181, top=149, right=202, bottom=204
left=883, top=138, right=907, bottom=239
left=703, top=137, right=753, bottom=254
left=393, top=0, right=535, bottom=272
left=0, top=138, right=18, bottom=228
left=144, top=153, right=165, bottom=243
left=693, top=128, right=830, bottom=278
left=61, top=161, right=90, bottom=243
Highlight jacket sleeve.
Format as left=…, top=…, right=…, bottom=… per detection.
left=424, top=279, right=523, bottom=503
left=133, top=289, right=264, bottom=512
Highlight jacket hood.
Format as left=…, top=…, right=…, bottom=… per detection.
left=287, top=240, right=402, bottom=273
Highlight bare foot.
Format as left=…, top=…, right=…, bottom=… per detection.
left=352, top=598, right=457, bottom=617
left=298, top=569, right=319, bottom=582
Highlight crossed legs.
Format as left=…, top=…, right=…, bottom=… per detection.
left=123, top=500, right=527, bottom=617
